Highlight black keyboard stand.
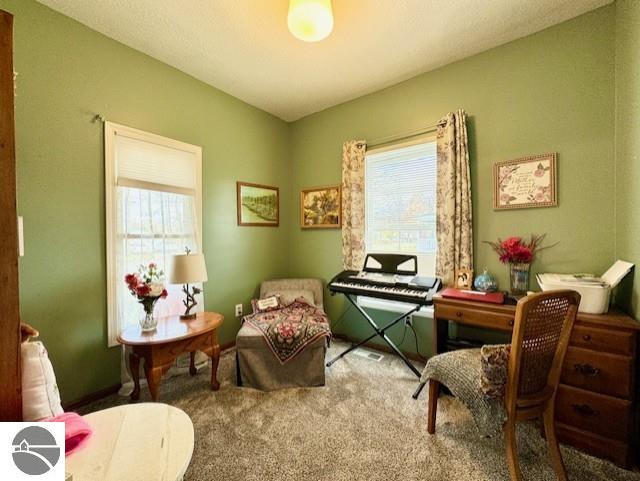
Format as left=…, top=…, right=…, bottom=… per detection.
left=326, top=293, right=426, bottom=399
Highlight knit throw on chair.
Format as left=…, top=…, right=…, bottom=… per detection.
left=243, top=298, right=331, bottom=364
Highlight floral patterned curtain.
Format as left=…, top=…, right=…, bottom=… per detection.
left=341, top=140, right=367, bottom=270
left=435, top=110, right=473, bottom=286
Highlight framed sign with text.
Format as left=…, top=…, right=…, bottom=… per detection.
left=493, top=153, right=557, bottom=210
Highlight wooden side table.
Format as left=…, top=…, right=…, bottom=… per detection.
left=117, top=311, right=224, bottom=401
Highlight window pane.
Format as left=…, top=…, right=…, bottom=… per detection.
left=116, top=186, right=199, bottom=330
left=365, top=140, right=437, bottom=276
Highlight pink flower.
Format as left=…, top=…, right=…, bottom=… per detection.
left=534, top=169, right=545, bottom=177
left=148, top=263, right=157, bottom=269
left=511, top=246, right=533, bottom=263
left=160, top=289, right=168, bottom=299
left=535, top=192, right=545, bottom=202
left=501, top=237, right=522, bottom=251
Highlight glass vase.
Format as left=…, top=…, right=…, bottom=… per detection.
left=509, top=263, right=530, bottom=296
left=139, top=300, right=159, bottom=332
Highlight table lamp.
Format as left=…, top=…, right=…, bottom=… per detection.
left=169, top=249, right=208, bottom=320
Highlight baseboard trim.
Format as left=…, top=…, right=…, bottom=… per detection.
left=331, top=333, right=427, bottom=363
left=63, top=341, right=237, bottom=411
left=63, top=383, right=122, bottom=411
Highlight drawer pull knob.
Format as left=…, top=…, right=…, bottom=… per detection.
left=508, top=319, right=514, bottom=327
left=582, top=334, right=592, bottom=342
left=455, top=311, right=463, bottom=317
left=571, top=403, right=599, bottom=417
left=573, top=363, right=600, bottom=377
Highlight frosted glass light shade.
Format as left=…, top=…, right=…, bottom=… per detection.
left=169, top=253, right=208, bottom=284
left=288, top=0, right=333, bottom=42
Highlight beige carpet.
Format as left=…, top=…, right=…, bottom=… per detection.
left=82, top=342, right=640, bottom=481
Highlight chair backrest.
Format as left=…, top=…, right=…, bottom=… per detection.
left=505, top=290, right=580, bottom=409
left=259, top=278, right=325, bottom=310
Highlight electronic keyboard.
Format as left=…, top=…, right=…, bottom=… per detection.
left=328, top=253, right=442, bottom=306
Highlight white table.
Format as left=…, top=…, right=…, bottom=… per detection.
left=66, top=403, right=194, bottom=481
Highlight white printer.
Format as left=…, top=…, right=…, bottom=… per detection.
left=537, top=260, right=634, bottom=314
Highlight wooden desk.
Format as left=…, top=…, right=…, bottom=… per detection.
left=433, top=294, right=640, bottom=468
left=117, top=311, right=224, bottom=402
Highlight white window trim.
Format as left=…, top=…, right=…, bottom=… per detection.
left=362, top=134, right=437, bottom=317
left=105, top=121, right=203, bottom=347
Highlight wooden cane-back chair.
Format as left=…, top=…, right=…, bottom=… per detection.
left=426, top=290, right=580, bottom=481
left=504, top=290, right=580, bottom=481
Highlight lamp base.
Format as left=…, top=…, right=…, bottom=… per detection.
left=180, top=313, right=197, bottom=320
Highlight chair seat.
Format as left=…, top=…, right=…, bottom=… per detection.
left=421, top=348, right=506, bottom=436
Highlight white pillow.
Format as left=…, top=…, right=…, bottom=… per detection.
left=21, top=341, right=63, bottom=421
left=264, top=289, right=316, bottom=307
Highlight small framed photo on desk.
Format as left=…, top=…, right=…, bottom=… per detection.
left=454, top=268, right=473, bottom=289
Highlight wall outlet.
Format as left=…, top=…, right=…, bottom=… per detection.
left=235, top=304, right=243, bottom=317
left=404, top=315, right=413, bottom=327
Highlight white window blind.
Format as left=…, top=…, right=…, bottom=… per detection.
left=115, top=131, right=198, bottom=195
left=105, top=122, right=203, bottom=347
left=365, top=138, right=437, bottom=276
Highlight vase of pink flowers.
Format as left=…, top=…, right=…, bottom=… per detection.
left=484, top=234, right=554, bottom=295
left=125, top=263, right=168, bottom=331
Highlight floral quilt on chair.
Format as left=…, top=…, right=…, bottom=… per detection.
left=243, top=298, right=331, bottom=364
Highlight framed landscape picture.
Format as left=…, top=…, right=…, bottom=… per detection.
left=493, top=153, right=557, bottom=210
left=300, top=185, right=341, bottom=229
left=236, top=181, right=279, bottom=227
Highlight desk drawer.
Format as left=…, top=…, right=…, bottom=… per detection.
left=436, top=305, right=514, bottom=331
left=570, top=324, right=635, bottom=356
left=556, top=385, right=632, bottom=441
left=561, top=347, right=633, bottom=399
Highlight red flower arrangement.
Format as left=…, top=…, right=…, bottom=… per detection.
left=484, top=234, right=554, bottom=265
left=125, top=263, right=168, bottom=325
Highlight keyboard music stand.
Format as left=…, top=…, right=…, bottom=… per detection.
left=326, top=293, right=426, bottom=399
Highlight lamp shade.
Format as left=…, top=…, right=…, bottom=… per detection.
left=287, top=0, right=333, bottom=42
left=169, top=253, right=208, bottom=284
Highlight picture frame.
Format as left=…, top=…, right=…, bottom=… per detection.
left=236, top=181, right=279, bottom=227
left=300, top=185, right=342, bottom=229
left=493, top=153, right=557, bottom=210
left=454, top=268, right=473, bottom=290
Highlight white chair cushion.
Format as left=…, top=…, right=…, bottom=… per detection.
left=21, top=341, right=63, bottom=421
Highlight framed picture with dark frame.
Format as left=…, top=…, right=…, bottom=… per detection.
left=300, top=185, right=342, bottom=229
left=493, top=153, right=557, bottom=210
left=236, top=181, right=279, bottom=227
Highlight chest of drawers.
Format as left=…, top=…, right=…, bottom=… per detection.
left=433, top=295, right=639, bottom=467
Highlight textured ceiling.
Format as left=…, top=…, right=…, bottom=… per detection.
left=37, top=0, right=611, bottom=121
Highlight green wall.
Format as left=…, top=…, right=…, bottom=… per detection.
left=288, top=6, right=617, bottom=354
left=6, top=0, right=636, bottom=402
left=615, top=0, right=640, bottom=319
left=2, top=0, right=291, bottom=403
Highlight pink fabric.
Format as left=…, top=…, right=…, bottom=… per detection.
left=44, top=412, right=93, bottom=456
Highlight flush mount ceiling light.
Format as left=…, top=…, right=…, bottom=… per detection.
left=288, top=0, right=334, bottom=42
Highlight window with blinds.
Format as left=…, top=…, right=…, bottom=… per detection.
left=365, top=138, right=437, bottom=276
left=105, top=122, right=203, bottom=346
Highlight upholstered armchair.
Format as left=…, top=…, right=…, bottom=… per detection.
left=235, top=278, right=329, bottom=391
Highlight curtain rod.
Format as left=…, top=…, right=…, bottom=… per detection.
left=360, top=119, right=446, bottom=149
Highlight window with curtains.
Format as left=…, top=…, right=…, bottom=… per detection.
left=364, top=137, right=437, bottom=277
left=104, top=122, right=203, bottom=346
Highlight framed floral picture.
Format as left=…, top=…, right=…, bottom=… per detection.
left=300, top=185, right=341, bottom=229
left=236, top=181, right=279, bottom=226
left=493, top=153, right=557, bottom=210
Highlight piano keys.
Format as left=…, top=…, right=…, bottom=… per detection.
left=328, top=271, right=440, bottom=305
